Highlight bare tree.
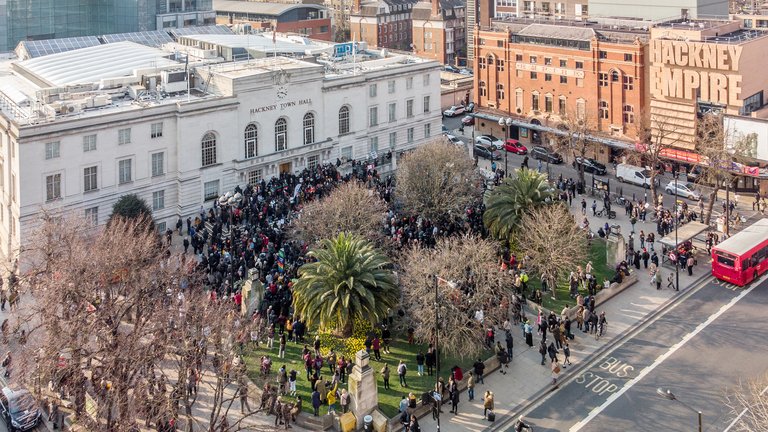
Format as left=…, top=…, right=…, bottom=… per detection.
left=695, top=113, right=757, bottom=225
left=628, top=110, right=684, bottom=202
left=15, top=215, right=269, bottom=432
left=551, top=108, right=596, bottom=188
left=724, top=372, right=768, bottom=432
left=518, top=203, right=587, bottom=300
left=289, top=182, right=387, bottom=246
left=394, top=139, right=480, bottom=223
left=399, top=234, right=512, bottom=358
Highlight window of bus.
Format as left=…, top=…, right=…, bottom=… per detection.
left=715, top=251, right=737, bottom=267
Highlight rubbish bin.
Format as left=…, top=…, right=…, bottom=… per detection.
left=363, top=415, right=373, bottom=432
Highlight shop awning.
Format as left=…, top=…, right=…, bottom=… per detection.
left=659, top=221, right=710, bottom=248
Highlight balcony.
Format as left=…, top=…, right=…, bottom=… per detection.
left=231, top=138, right=335, bottom=167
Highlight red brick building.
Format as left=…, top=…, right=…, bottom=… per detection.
left=474, top=22, right=647, bottom=153
left=215, top=0, right=333, bottom=41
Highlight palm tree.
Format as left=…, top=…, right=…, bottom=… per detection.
left=292, top=232, right=399, bottom=336
left=483, top=168, right=553, bottom=243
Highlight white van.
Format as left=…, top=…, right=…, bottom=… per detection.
left=616, top=164, right=652, bottom=188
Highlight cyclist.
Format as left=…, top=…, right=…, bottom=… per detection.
left=515, top=416, right=533, bottom=431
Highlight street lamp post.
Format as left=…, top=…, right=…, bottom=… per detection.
left=674, top=173, right=679, bottom=291
left=725, top=146, right=736, bottom=237
left=219, top=191, right=243, bottom=295
left=498, top=117, right=513, bottom=177
left=657, top=387, right=702, bottom=432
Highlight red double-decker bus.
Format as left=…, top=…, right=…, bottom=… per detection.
left=711, top=218, right=768, bottom=286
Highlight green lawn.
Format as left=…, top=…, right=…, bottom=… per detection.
left=244, top=333, right=486, bottom=418
left=524, top=240, right=614, bottom=313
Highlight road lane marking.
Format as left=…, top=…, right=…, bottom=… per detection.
left=570, top=277, right=763, bottom=432
left=722, top=383, right=768, bottom=432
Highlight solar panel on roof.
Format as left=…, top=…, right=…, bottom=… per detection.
left=21, top=36, right=101, bottom=58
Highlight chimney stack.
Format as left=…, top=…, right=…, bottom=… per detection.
left=354, top=0, right=362, bottom=14
left=432, top=0, right=440, bottom=17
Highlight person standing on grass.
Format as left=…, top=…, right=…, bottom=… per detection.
left=416, top=352, right=425, bottom=376
left=397, top=360, right=408, bottom=387
left=372, top=335, right=382, bottom=361
left=381, top=363, right=391, bottom=389
left=278, top=333, right=286, bottom=358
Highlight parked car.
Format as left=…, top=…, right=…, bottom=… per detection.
left=503, top=139, right=528, bottom=155
left=445, top=134, right=464, bottom=146
left=461, top=115, right=475, bottom=126
left=465, top=102, right=475, bottom=113
left=530, top=146, right=563, bottom=164
left=475, top=135, right=505, bottom=150
left=443, top=105, right=466, bottom=117
left=474, top=144, right=502, bottom=160
left=572, top=157, right=607, bottom=175
left=0, top=387, right=41, bottom=432
left=616, top=163, right=652, bottom=188
left=686, top=165, right=702, bottom=183
left=665, top=181, right=701, bottom=201
left=442, top=124, right=448, bottom=133
left=459, top=68, right=473, bottom=75
left=444, top=65, right=460, bottom=73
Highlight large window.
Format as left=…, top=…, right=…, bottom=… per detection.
left=201, top=132, right=217, bottom=166
left=516, top=89, right=523, bottom=110
left=152, top=190, right=165, bottom=210
left=424, top=123, right=431, bottom=138
left=46, top=174, right=61, bottom=201
left=151, top=122, right=163, bottom=138
left=423, top=96, right=430, bottom=113
left=275, top=118, right=288, bottom=151
left=623, top=76, right=634, bottom=90
left=45, top=141, right=60, bottom=160
left=339, top=106, right=350, bottom=134
left=83, top=135, right=96, bottom=152
left=118, top=159, right=132, bottom=184
left=406, top=99, right=414, bottom=117
left=599, top=100, right=609, bottom=119
left=245, top=124, right=258, bottom=158
left=741, top=91, right=764, bottom=115
left=559, top=96, right=567, bottom=115
left=204, top=180, right=220, bottom=201
left=118, top=128, right=131, bottom=145
left=151, top=152, right=165, bottom=177
left=479, top=81, right=487, bottom=97
left=83, top=166, right=98, bottom=192
left=369, top=106, right=378, bottom=127
left=248, top=169, right=262, bottom=186
left=545, top=95, right=553, bottom=113
left=532, top=93, right=540, bottom=111
left=85, top=207, right=98, bottom=225
left=623, top=105, right=635, bottom=124
left=389, top=103, right=397, bottom=122
left=303, top=113, right=315, bottom=145
left=599, top=73, right=608, bottom=87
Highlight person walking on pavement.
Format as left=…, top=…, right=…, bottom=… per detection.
left=551, top=358, right=561, bottom=386
left=581, top=198, right=587, bottom=215
left=239, top=377, right=251, bottom=414
left=505, top=331, right=514, bottom=361
left=547, top=341, right=558, bottom=363
left=450, top=386, right=460, bottom=414
left=467, top=371, right=475, bottom=401
left=483, top=391, right=494, bottom=419
left=687, top=255, right=695, bottom=276
left=538, top=339, right=547, bottom=365
left=473, top=358, right=485, bottom=384
left=563, top=341, right=572, bottom=366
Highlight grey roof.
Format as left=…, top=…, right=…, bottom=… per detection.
left=214, top=0, right=326, bottom=16
left=517, top=24, right=596, bottom=41
left=169, top=25, right=234, bottom=39
left=179, top=34, right=329, bottom=54
left=101, top=30, right=174, bottom=47
left=17, top=41, right=179, bottom=86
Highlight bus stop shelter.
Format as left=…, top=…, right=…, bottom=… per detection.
left=659, top=221, right=710, bottom=265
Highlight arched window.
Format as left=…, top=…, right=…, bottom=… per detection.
left=339, top=105, right=350, bottom=134
left=244, top=124, right=257, bottom=159
left=275, top=118, right=288, bottom=152
left=479, top=81, right=487, bottom=97
left=303, top=112, right=315, bottom=145
left=486, top=55, right=494, bottom=66
left=496, top=83, right=505, bottom=100
left=623, top=104, right=635, bottom=124
left=611, top=70, right=620, bottom=82
left=201, top=132, right=216, bottom=167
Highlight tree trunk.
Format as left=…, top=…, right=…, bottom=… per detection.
left=649, top=171, right=657, bottom=207
left=704, top=187, right=721, bottom=225
left=338, top=320, right=354, bottom=338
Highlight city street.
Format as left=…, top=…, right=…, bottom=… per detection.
left=512, top=275, right=768, bottom=432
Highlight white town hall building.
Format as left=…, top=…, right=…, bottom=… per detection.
left=0, top=35, right=441, bottom=260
